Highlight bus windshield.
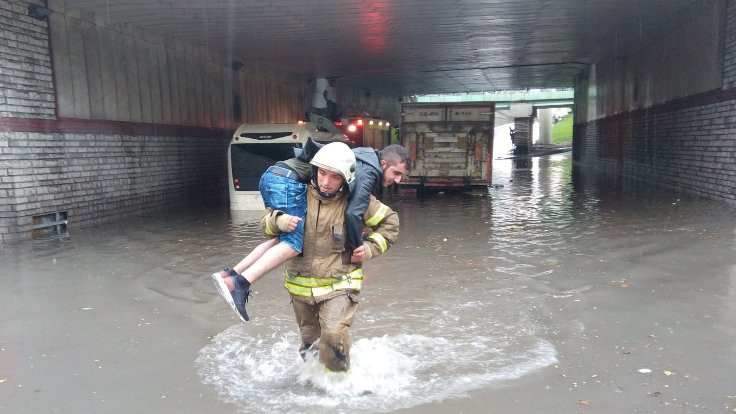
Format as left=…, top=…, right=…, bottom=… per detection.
left=230, top=143, right=301, bottom=191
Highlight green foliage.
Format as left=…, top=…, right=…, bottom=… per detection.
left=551, top=114, right=573, bottom=145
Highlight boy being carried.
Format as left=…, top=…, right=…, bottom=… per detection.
left=212, top=140, right=410, bottom=322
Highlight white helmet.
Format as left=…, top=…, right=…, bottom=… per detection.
left=310, top=142, right=356, bottom=184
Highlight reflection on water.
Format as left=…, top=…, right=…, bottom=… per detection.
left=2, top=153, right=735, bottom=413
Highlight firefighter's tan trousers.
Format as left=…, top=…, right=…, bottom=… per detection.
left=290, top=290, right=358, bottom=372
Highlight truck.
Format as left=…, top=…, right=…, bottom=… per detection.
left=337, top=115, right=392, bottom=148
left=308, top=112, right=392, bottom=148
left=400, top=102, right=495, bottom=191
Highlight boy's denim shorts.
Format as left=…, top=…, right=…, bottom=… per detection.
left=259, top=169, right=307, bottom=253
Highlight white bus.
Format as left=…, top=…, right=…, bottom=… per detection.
left=228, top=122, right=350, bottom=210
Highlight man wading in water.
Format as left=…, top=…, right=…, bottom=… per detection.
left=212, top=141, right=410, bottom=325
left=262, top=142, right=400, bottom=371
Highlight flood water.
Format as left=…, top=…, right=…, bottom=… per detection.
left=2, top=153, right=735, bottom=413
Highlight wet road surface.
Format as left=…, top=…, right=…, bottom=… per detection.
left=1, top=153, right=735, bottom=413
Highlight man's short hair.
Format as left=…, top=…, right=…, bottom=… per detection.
left=380, top=145, right=411, bottom=170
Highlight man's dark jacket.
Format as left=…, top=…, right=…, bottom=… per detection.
left=295, top=138, right=382, bottom=252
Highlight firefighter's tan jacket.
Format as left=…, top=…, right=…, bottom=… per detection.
left=260, top=184, right=399, bottom=296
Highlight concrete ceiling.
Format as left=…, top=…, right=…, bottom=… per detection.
left=60, top=0, right=700, bottom=95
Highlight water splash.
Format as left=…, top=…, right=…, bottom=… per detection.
left=196, top=324, right=557, bottom=413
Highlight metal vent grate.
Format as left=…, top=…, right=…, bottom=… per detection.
left=32, top=211, right=69, bottom=238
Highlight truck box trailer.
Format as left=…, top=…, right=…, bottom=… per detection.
left=400, top=102, right=494, bottom=191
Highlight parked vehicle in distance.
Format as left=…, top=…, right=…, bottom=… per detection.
left=336, top=116, right=392, bottom=148
left=228, top=122, right=349, bottom=210
left=400, top=102, right=494, bottom=191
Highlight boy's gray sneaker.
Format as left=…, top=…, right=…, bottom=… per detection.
left=210, top=269, right=247, bottom=323
left=232, top=275, right=252, bottom=322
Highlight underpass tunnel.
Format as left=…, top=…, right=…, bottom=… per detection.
left=1, top=0, right=734, bottom=243
left=5, top=2, right=736, bottom=413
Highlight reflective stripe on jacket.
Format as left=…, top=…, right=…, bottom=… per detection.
left=284, top=268, right=363, bottom=297
left=260, top=183, right=399, bottom=296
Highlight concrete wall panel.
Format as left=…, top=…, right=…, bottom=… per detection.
left=219, top=65, right=230, bottom=128
left=122, top=33, right=142, bottom=121
left=164, top=47, right=179, bottom=124
left=98, top=28, right=118, bottom=120
left=207, top=62, right=216, bottom=127
left=43, top=1, right=314, bottom=128
left=335, top=82, right=402, bottom=125
left=157, top=44, right=171, bottom=124
left=135, top=37, right=152, bottom=123
left=146, top=40, right=162, bottom=124
left=194, top=55, right=204, bottom=125
left=110, top=30, right=130, bottom=121
left=219, top=64, right=227, bottom=127
left=81, top=20, right=104, bottom=118
left=212, top=62, right=221, bottom=127
left=182, top=54, right=194, bottom=124
left=573, top=0, right=736, bottom=206
left=267, top=79, right=274, bottom=121
left=175, top=51, right=188, bottom=124
left=266, top=80, right=274, bottom=122
left=66, top=14, right=90, bottom=118
left=249, top=75, right=259, bottom=122
left=245, top=75, right=254, bottom=123
left=579, top=0, right=726, bottom=122
left=194, top=53, right=205, bottom=126
left=257, top=76, right=266, bottom=122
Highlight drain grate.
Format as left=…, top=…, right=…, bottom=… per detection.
left=32, top=211, right=68, bottom=238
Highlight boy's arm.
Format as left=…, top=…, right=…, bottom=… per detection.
left=359, top=195, right=399, bottom=260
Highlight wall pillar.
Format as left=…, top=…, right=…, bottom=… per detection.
left=513, top=117, right=533, bottom=156
left=538, top=108, right=553, bottom=146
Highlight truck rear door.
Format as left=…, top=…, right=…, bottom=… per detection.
left=401, top=103, right=494, bottom=188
